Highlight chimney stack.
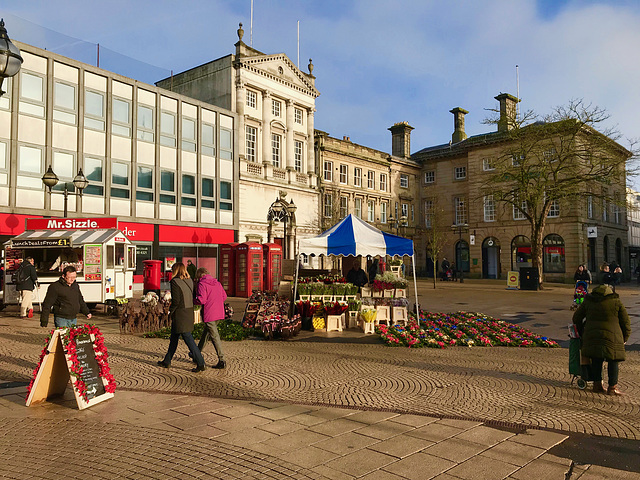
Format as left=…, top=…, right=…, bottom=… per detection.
left=388, top=122, right=414, bottom=158
left=450, top=107, right=468, bottom=144
left=495, top=93, right=519, bottom=132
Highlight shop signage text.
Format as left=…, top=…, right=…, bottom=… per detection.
left=12, top=238, right=72, bottom=248
left=26, top=218, right=118, bottom=231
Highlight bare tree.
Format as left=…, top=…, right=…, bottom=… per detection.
left=423, top=196, right=450, bottom=289
left=481, top=99, right=637, bottom=289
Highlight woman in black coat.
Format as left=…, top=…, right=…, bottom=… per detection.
left=157, top=262, right=206, bottom=372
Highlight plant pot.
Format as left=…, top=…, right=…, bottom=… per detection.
left=372, top=290, right=383, bottom=298
left=383, top=289, right=395, bottom=298
left=360, top=287, right=371, bottom=297
left=298, top=295, right=310, bottom=301
left=345, top=295, right=357, bottom=301
left=395, top=288, right=407, bottom=298
left=311, top=295, right=323, bottom=302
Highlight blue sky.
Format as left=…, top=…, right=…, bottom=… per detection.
left=1, top=0, right=639, bottom=163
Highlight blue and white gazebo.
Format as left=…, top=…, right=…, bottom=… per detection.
left=296, top=214, right=419, bottom=311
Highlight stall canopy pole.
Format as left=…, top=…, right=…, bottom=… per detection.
left=411, top=253, right=419, bottom=316
left=293, top=253, right=301, bottom=301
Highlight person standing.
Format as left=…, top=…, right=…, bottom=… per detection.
left=157, top=262, right=205, bottom=372
left=194, top=268, right=227, bottom=369
left=186, top=259, right=197, bottom=280
left=17, top=257, right=38, bottom=319
left=346, top=260, right=368, bottom=289
left=40, top=266, right=91, bottom=328
left=572, top=283, right=631, bottom=395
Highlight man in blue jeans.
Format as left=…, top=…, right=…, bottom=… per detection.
left=40, top=266, right=92, bottom=328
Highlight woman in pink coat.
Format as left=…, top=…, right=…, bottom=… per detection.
left=194, top=268, right=227, bottom=369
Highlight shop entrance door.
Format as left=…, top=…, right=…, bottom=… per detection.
left=482, top=237, right=501, bottom=279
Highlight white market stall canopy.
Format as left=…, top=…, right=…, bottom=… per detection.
left=298, top=214, right=414, bottom=257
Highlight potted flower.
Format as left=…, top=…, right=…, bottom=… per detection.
left=360, top=307, right=377, bottom=334
left=322, top=283, right=334, bottom=303
left=333, top=282, right=347, bottom=301
left=345, top=283, right=358, bottom=301
left=297, top=282, right=311, bottom=301
left=394, top=276, right=408, bottom=298
left=310, top=282, right=324, bottom=301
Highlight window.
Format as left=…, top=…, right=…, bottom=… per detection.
left=17, top=145, right=43, bottom=189
left=137, top=105, right=154, bottom=142
left=482, top=158, right=494, bottom=171
left=0, top=141, right=6, bottom=185
left=220, top=181, right=232, bottom=210
left=220, top=127, right=233, bottom=160
left=602, top=199, right=608, bottom=222
left=381, top=202, right=388, bottom=223
left=323, top=194, right=333, bottom=217
left=85, top=90, right=105, bottom=131
left=272, top=99, right=281, bottom=117
left=454, top=196, right=467, bottom=225
left=182, top=117, right=196, bottom=152
left=379, top=173, right=387, bottom=192
left=543, top=234, right=565, bottom=273
left=424, top=171, right=435, bottom=184
left=246, top=125, right=257, bottom=162
left=513, top=199, right=528, bottom=220
left=367, top=171, right=374, bottom=189
left=294, top=140, right=303, bottom=172
left=400, top=174, right=409, bottom=188
left=544, top=148, right=557, bottom=163
left=51, top=151, right=75, bottom=192
left=395, top=202, right=399, bottom=219
left=19, top=71, right=45, bottom=117
left=53, top=81, right=76, bottom=124
left=613, top=199, right=621, bottom=224
left=160, top=111, right=176, bottom=147
left=271, top=133, right=281, bottom=167
left=182, top=174, right=196, bottom=206
left=547, top=199, right=560, bottom=218
left=136, top=166, right=153, bottom=201
left=454, top=166, right=466, bottom=180
left=83, top=157, right=103, bottom=196
left=411, top=204, right=415, bottom=223
left=367, top=201, right=375, bottom=222
left=112, top=98, right=131, bottom=137
left=401, top=203, right=408, bottom=218
left=340, top=196, right=348, bottom=218
left=354, top=167, right=362, bottom=187
left=111, top=162, right=130, bottom=199
left=160, top=170, right=175, bottom=204
left=201, top=177, right=216, bottom=209
left=339, top=164, right=347, bottom=184
left=512, top=154, right=523, bottom=166
left=354, top=198, right=362, bottom=218
left=484, top=195, right=496, bottom=222
left=587, top=195, right=593, bottom=219
left=0, top=77, right=10, bottom=110
left=294, top=107, right=303, bottom=124
left=424, top=200, right=433, bottom=228
left=202, top=123, right=215, bottom=157
left=323, top=161, right=333, bottom=181
left=246, top=90, right=256, bottom=109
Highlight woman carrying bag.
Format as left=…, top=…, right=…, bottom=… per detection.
left=157, top=262, right=206, bottom=372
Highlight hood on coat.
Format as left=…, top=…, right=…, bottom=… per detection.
left=588, top=283, right=617, bottom=301
left=197, top=274, right=220, bottom=287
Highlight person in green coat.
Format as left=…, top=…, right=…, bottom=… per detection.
left=572, top=284, right=631, bottom=395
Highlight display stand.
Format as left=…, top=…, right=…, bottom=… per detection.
left=392, top=307, right=408, bottom=326
left=395, top=288, right=407, bottom=298
left=362, top=321, right=375, bottom=334
left=326, top=314, right=343, bottom=332
left=372, top=290, right=383, bottom=298
left=360, top=287, right=371, bottom=297
left=348, top=310, right=358, bottom=328
left=383, top=289, right=395, bottom=298
left=375, top=305, right=390, bottom=325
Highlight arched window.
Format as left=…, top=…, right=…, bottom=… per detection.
left=511, top=235, right=531, bottom=270
left=455, top=240, right=470, bottom=272
left=543, top=234, right=565, bottom=273
left=615, top=238, right=622, bottom=266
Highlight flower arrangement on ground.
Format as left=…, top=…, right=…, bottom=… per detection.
left=360, top=307, right=377, bottom=323
left=377, top=311, right=559, bottom=349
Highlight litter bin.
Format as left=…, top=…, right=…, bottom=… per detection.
left=143, top=260, right=162, bottom=294
left=520, top=267, right=539, bottom=290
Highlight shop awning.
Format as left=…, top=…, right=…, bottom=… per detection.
left=8, top=229, right=124, bottom=248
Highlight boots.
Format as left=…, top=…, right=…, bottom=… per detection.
left=593, top=382, right=605, bottom=393
left=607, top=385, right=624, bottom=396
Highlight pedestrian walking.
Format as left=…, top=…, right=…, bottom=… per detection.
left=40, top=266, right=91, bottom=328
left=16, top=257, right=38, bottom=319
left=193, top=267, right=227, bottom=369
left=572, top=283, right=631, bottom=395
left=573, top=265, right=591, bottom=284
left=186, top=259, right=197, bottom=279
left=157, top=262, right=206, bottom=372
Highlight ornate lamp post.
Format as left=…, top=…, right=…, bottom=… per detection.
left=388, top=215, right=407, bottom=235
left=268, top=193, right=297, bottom=259
left=0, top=19, right=23, bottom=97
left=42, top=166, right=89, bottom=218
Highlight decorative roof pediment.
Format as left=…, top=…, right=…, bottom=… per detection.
left=237, top=53, right=319, bottom=98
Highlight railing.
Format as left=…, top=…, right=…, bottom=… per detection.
left=246, top=163, right=262, bottom=175
left=273, top=168, right=287, bottom=180
left=296, top=173, right=308, bottom=184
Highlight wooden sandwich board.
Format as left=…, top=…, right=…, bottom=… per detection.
left=26, top=329, right=114, bottom=410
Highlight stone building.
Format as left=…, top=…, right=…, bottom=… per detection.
left=157, top=24, right=319, bottom=257
left=412, top=93, right=631, bottom=283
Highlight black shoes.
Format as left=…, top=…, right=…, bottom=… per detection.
left=191, top=364, right=206, bottom=373
left=157, top=361, right=170, bottom=368
left=213, top=360, right=226, bottom=369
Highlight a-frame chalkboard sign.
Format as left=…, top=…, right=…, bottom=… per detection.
left=26, top=327, right=115, bottom=410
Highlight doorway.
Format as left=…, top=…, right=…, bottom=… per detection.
left=482, top=237, right=501, bottom=279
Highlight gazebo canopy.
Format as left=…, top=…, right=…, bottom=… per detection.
left=298, top=214, right=414, bottom=257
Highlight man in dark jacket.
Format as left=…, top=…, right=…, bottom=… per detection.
left=17, top=257, right=38, bottom=319
left=40, top=266, right=92, bottom=328
left=346, top=261, right=368, bottom=289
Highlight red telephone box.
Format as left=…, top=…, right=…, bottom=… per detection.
left=236, top=242, right=263, bottom=298
left=262, top=243, right=283, bottom=292
left=219, top=243, right=238, bottom=296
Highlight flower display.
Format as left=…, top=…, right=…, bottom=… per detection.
left=360, top=307, right=377, bottom=323
left=377, top=311, right=559, bottom=349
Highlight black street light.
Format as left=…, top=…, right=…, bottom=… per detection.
left=268, top=193, right=297, bottom=259
left=0, top=19, right=23, bottom=97
left=451, top=223, right=469, bottom=283
left=387, top=215, right=407, bottom=235
left=42, top=166, right=89, bottom=218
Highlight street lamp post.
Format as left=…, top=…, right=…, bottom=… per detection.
left=268, top=195, right=297, bottom=259
left=388, top=215, right=407, bottom=235
left=42, top=166, right=89, bottom=218
left=451, top=223, right=469, bottom=283
left=0, top=19, right=23, bottom=97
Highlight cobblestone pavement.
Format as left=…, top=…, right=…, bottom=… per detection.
left=1, top=280, right=639, bottom=478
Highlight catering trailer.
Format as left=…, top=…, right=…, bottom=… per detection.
left=3, top=217, right=136, bottom=308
